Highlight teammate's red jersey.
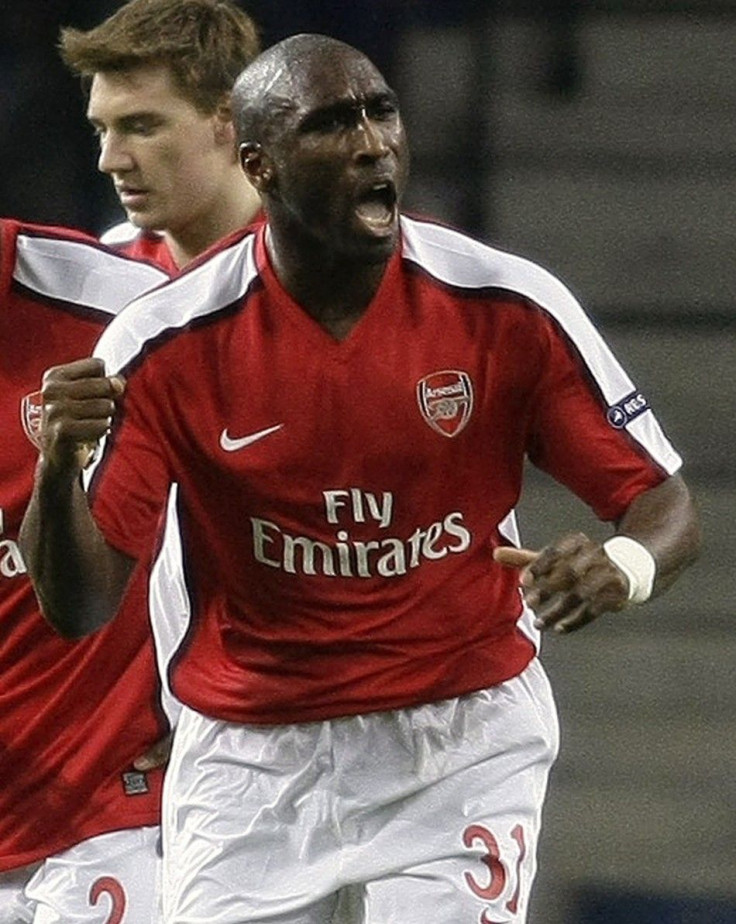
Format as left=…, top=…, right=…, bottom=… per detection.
left=100, top=222, right=180, bottom=275
left=0, top=220, right=169, bottom=870
left=89, top=217, right=682, bottom=725
left=100, top=214, right=267, bottom=276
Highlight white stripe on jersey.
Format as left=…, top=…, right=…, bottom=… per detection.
left=14, top=232, right=168, bottom=316
left=99, top=220, right=148, bottom=247
left=498, top=510, right=540, bottom=649
left=401, top=216, right=681, bottom=475
left=94, top=231, right=258, bottom=374
left=148, top=484, right=189, bottom=728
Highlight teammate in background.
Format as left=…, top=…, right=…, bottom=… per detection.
left=0, top=3, right=264, bottom=922
left=60, top=0, right=263, bottom=272
left=21, top=34, right=700, bottom=924
left=58, top=0, right=266, bottom=748
left=0, top=220, right=169, bottom=924
left=60, top=0, right=265, bottom=767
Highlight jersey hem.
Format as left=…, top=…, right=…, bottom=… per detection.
left=0, top=809, right=161, bottom=872
left=174, top=639, right=536, bottom=726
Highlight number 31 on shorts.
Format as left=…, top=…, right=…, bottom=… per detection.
left=462, top=823, right=527, bottom=922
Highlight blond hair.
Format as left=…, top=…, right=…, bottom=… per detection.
left=60, top=0, right=260, bottom=113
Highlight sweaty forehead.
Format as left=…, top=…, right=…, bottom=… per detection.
left=275, top=47, right=387, bottom=113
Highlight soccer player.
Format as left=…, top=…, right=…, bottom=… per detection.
left=1, top=3, right=265, bottom=921
left=57, top=0, right=266, bottom=748
left=60, top=0, right=266, bottom=771
left=0, top=220, right=168, bottom=923
left=59, top=0, right=263, bottom=272
left=21, top=34, right=701, bottom=923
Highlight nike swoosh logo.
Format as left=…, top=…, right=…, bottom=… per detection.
left=220, top=424, right=283, bottom=452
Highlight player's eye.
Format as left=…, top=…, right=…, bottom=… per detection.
left=369, top=99, right=399, bottom=121
left=128, top=119, right=157, bottom=136
left=118, top=115, right=163, bottom=137
left=306, top=111, right=347, bottom=134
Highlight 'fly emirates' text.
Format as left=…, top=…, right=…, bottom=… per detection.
left=252, top=488, right=472, bottom=578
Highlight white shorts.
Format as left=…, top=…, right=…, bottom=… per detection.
left=0, top=865, right=38, bottom=924
left=163, top=658, right=559, bottom=924
left=21, top=826, right=161, bottom=923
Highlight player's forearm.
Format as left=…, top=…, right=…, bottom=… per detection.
left=614, top=473, right=701, bottom=597
left=20, top=458, right=134, bottom=638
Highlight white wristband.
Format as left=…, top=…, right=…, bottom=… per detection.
left=603, top=536, right=656, bottom=605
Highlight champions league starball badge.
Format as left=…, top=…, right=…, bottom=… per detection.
left=416, top=370, right=474, bottom=438
left=606, top=391, right=649, bottom=429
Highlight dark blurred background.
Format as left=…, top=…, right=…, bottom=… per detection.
left=0, top=0, right=579, bottom=237
left=2, top=2, right=734, bottom=922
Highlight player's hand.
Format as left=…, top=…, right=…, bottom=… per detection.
left=38, top=358, right=125, bottom=471
left=494, top=532, right=629, bottom=634
left=133, top=732, right=173, bottom=771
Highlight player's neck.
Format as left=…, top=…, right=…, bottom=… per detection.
left=265, top=226, right=389, bottom=341
left=165, top=181, right=261, bottom=269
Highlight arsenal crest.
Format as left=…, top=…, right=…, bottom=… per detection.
left=416, top=370, right=473, bottom=438
left=20, top=390, right=44, bottom=450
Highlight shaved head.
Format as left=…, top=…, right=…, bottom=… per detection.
left=232, top=33, right=382, bottom=148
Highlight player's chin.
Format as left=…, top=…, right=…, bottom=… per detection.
left=121, top=203, right=160, bottom=230
left=342, top=225, right=399, bottom=263
left=132, top=217, right=167, bottom=235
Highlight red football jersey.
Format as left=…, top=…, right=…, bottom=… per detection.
left=97, top=216, right=268, bottom=729
left=0, top=220, right=169, bottom=870
left=100, top=222, right=180, bottom=275
left=89, top=217, right=681, bottom=725
left=101, top=214, right=267, bottom=276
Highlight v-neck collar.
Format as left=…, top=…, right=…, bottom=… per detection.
left=254, top=225, right=403, bottom=358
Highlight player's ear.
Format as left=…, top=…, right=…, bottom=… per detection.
left=212, top=100, right=236, bottom=148
left=240, top=142, right=275, bottom=194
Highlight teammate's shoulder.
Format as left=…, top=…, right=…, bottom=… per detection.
left=400, top=214, right=583, bottom=315
left=99, top=220, right=142, bottom=247
left=94, top=225, right=260, bottom=373
left=2, top=219, right=167, bottom=317
left=100, top=222, right=178, bottom=273
left=1, top=218, right=97, bottom=254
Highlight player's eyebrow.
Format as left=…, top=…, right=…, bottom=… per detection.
left=88, top=111, right=165, bottom=131
left=299, top=90, right=399, bottom=133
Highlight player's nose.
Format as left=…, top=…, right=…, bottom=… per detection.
left=97, top=133, right=135, bottom=175
left=352, top=110, right=392, bottom=162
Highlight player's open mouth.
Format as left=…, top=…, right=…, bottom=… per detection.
left=354, top=182, right=398, bottom=233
